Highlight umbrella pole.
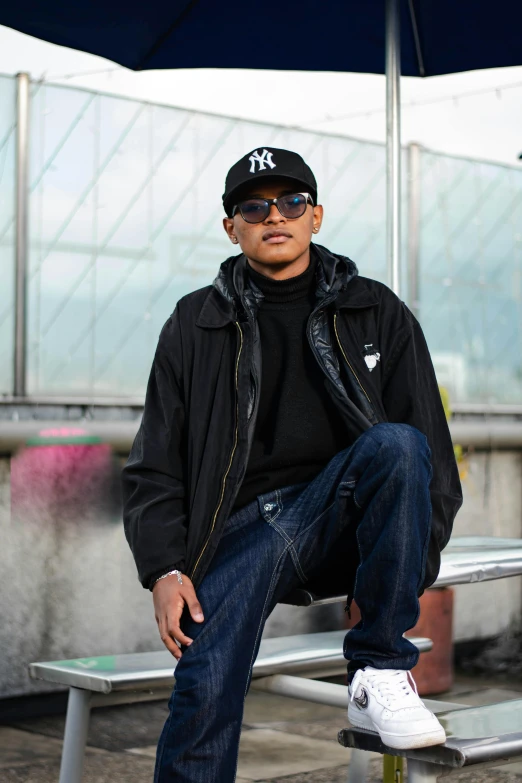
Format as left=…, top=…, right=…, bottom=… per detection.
left=385, top=0, right=401, bottom=296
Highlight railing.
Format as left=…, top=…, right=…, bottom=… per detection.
left=1, top=72, right=521, bottom=404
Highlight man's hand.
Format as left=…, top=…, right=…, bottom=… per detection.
left=152, top=573, right=204, bottom=660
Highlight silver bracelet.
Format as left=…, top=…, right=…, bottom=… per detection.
left=153, top=569, right=183, bottom=587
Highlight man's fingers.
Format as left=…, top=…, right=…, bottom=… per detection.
left=181, top=583, right=204, bottom=622
left=168, top=592, right=197, bottom=642
left=186, top=597, right=204, bottom=622
left=157, top=613, right=190, bottom=659
left=159, top=625, right=183, bottom=660
left=162, top=636, right=182, bottom=660
left=167, top=622, right=193, bottom=647
left=153, top=576, right=203, bottom=657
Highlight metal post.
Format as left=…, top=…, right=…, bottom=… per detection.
left=251, top=674, right=347, bottom=707
left=14, top=72, right=30, bottom=397
left=347, top=749, right=370, bottom=783
left=407, top=143, right=422, bottom=317
left=59, top=687, right=92, bottom=783
left=407, top=759, right=440, bottom=783
left=384, top=753, right=404, bottom=782
left=386, top=0, right=401, bottom=297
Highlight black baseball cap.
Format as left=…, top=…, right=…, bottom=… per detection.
left=222, top=147, right=317, bottom=217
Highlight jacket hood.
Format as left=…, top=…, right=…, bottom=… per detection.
left=213, top=243, right=359, bottom=311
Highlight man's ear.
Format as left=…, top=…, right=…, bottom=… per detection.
left=312, top=204, right=324, bottom=235
left=223, top=217, right=239, bottom=244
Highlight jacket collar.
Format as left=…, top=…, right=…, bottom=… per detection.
left=196, top=243, right=377, bottom=328
left=195, top=252, right=254, bottom=328
left=195, top=285, right=236, bottom=328
left=335, top=276, right=379, bottom=310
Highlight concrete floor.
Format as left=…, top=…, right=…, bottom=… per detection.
left=3, top=675, right=522, bottom=782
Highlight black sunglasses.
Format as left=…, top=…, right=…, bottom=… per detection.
left=232, top=192, right=314, bottom=224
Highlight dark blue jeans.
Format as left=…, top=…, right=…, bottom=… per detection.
left=154, top=422, right=433, bottom=782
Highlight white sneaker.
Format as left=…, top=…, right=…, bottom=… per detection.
left=348, top=667, right=446, bottom=749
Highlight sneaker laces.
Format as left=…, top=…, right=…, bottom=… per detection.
left=350, top=668, right=422, bottom=710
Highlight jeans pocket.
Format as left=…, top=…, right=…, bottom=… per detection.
left=258, top=490, right=282, bottom=522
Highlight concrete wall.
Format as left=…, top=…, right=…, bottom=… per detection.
left=0, top=454, right=158, bottom=698
left=450, top=450, right=522, bottom=642
left=1, top=447, right=521, bottom=698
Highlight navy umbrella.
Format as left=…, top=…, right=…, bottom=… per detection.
left=2, top=0, right=521, bottom=293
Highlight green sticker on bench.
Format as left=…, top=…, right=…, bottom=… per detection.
left=50, top=655, right=118, bottom=671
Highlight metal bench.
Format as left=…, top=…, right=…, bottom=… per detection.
left=29, top=630, right=433, bottom=783
left=282, top=535, right=522, bottom=606
left=339, top=698, right=522, bottom=782
left=28, top=536, right=522, bottom=782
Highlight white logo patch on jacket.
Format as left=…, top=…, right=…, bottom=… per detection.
left=362, top=343, right=381, bottom=372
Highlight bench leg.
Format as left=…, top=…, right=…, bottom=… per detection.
left=59, top=687, right=92, bottom=783
left=347, top=748, right=370, bottom=782
left=407, top=759, right=440, bottom=783
left=384, top=753, right=404, bottom=781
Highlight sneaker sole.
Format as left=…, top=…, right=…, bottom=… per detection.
left=348, top=708, right=446, bottom=750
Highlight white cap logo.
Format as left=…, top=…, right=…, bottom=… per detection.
left=249, top=149, right=276, bottom=174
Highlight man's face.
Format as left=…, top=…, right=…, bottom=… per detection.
left=223, top=177, right=323, bottom=268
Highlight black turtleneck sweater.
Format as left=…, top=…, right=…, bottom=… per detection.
left=233, top=254, right=350, bottom=510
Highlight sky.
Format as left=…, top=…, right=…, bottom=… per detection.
left=0, top=24, right=521, bottom=166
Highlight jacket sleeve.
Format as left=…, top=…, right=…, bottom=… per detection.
left=381, top=304, right=463, bottom=589
left=121, top=308, right=188, bottom=590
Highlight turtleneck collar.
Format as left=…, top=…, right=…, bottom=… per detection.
left=247, top=252, right=317, bottom=304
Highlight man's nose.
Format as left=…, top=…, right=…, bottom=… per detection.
left=265, top=203, right=284, bottom=223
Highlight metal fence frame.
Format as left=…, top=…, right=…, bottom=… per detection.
left=6, top=72, right=522, bottom=412
left=13, top=72, right=29, bottom=397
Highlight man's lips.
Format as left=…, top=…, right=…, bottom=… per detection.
left=262, top=230, right=293, bottom=244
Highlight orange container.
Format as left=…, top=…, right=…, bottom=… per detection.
left=409, top=587, right=454, bottom=695
left=344, top=587, right=454, bottom=696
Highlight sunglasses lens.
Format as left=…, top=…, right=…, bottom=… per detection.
left=240, top=199, right=269, bottom=223
left=279, top=193, right=307, bottom=219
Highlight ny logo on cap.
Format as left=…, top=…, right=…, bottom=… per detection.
left=249, top=149, right=276, bottom=174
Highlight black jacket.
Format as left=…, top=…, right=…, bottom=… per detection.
left=121, top=244, right=463, bottom=602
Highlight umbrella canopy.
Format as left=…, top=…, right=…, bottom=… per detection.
left=1, top=0, right=521, bottom=75
left=3, top=0, right=522, bottom=298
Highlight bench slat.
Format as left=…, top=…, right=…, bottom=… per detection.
left=29, top=631, right=432, bottom=694
left=339, top=698, right=522, bottom=768
left=281, top=536, right=522, bottom=606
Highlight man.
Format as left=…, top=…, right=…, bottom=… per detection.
left=122, top=147, right=463, bottom=782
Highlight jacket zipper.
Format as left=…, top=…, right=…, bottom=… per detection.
left=190, top=321, right=243, bottom=581
left=333, top=313, right=373, bottom=406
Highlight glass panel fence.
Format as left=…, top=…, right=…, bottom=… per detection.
left=0, top=75, right=16, bottom=395
left=1, top=74, right=521, bottom=404
left=419, top=150, right=522, bottom=404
